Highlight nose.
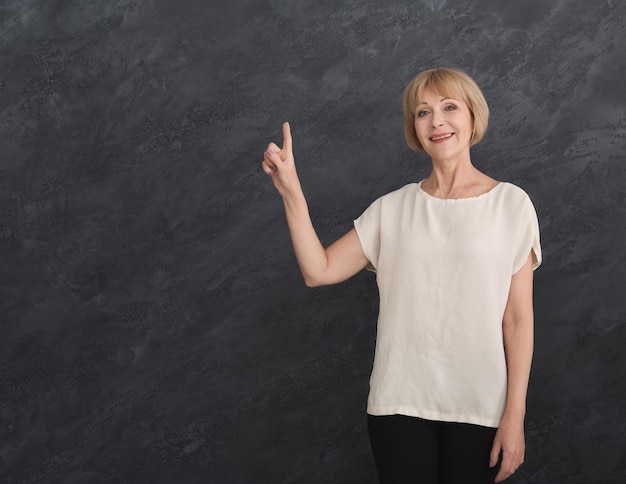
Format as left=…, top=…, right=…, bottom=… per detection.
left=431, top=112, right=444, bottom=128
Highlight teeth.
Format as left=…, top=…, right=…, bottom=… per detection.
left=431, top=134, right=453, bottom=141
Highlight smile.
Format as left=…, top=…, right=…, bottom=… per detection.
left=430, top=133, right=453, bottom=141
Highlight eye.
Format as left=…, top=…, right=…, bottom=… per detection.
left=444, top=104, right=457, bottom=111
left=416, top=109, right=429, bottom=117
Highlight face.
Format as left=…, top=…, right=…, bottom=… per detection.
left=413, top=88, right=474, bottom=161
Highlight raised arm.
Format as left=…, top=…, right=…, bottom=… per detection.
left=490, top=251, right=535, bottom=483
left=261, top=122, right=368, bottom=287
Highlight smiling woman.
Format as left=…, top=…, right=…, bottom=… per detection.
left=403, top=67, right=490, bottom=152
left=413, top=90, right=475, bottom=163
left=262, top=67, right=542, bottom=484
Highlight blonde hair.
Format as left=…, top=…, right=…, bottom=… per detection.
left=403, top=67, right=489, bottom=152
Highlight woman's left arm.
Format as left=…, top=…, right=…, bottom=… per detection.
left=491, top=251, right=535, bottom=483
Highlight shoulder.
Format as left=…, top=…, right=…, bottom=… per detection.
left=357, top=183, right=419, bottom=221
left=378, top=183, right=420, bottom=205
left=496, top=182, right=534, bottom=204
left=495, top=183, right=540, bottom=224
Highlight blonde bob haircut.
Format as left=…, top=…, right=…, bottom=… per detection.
left=403, top=67, right=489, bottom=152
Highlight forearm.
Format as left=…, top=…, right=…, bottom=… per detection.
left=282, top=189, right=331, bottom=287
left=502, top=314, right=534, bottom=423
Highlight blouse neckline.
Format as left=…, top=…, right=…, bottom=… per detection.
left=417, top=180, right=503, bottom=202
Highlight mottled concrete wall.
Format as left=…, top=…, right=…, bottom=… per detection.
left=1, top=0, right=625, bottom=482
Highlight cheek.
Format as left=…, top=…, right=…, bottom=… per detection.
left=465, top=117, right=474, bottom=131
left=414, top=120, right=426, bottom=137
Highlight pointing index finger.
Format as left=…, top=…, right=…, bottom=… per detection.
left=282, top=122, right=292, bottom=154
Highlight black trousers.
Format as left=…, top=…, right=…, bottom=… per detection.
left=368, top=414, right=500, bottom=484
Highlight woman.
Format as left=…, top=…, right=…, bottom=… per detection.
left=261, top=67, right=541, bottom=484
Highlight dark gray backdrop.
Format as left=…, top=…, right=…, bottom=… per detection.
left=2, top=0, right=625, bottom=482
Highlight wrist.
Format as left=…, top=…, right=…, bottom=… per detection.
left=282, top=185, right=306, bottom=209
left=501, top=407, right=526, bottom=427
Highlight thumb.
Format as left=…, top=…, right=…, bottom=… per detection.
left=489, top=438, right=501, bottom=468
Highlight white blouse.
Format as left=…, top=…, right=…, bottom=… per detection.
left=354, top=181, right=542, bottom=427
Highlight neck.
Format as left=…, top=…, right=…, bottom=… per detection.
left=425, top=154, right=478, bottom=196
left=420, top=151, right=499, bottom=199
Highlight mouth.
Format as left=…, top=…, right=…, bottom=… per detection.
left=430, top=133, right=454, bottom=142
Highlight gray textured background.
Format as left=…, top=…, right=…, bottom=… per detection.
left=1, top=0, right=625, bottom=482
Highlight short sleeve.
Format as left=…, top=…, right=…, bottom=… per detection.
left=354, top=198, right=382, bottom=271
left=512, top=195, right=542, bottom=274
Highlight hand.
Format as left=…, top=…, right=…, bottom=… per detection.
left=490, top=417, right=525, bottom=483
left=261, top=122, right=301, bottom=198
